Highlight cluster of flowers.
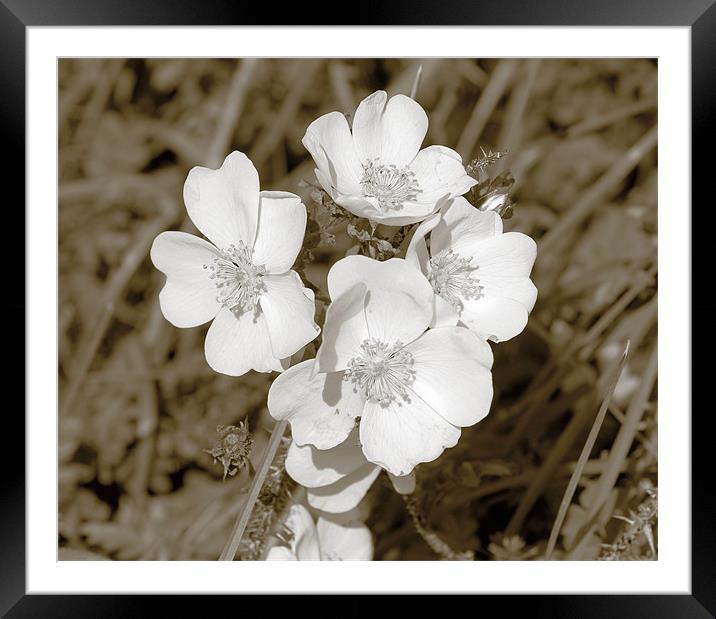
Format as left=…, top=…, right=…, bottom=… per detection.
left=151, top=91, right=537, bottom=561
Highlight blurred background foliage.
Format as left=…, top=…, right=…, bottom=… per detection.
left=58, top=58, right=657, bottom=561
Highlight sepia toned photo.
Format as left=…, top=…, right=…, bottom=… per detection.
left=58, top=57, right=658, bottom=562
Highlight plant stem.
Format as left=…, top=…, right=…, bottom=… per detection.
left=218, top=420, right=288, bottom=561
left=403, top=496, right=473, bottom=560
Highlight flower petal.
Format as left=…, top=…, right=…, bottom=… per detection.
left=183, top=151, right=259, bottom=251
left=307, top=463, right=381, bottom=514
left=265, top=546, right=297, bottom=561
left=466, top=231, right=537, bottom=280
left=405, top=212, right=440, bottom=275
left=428, top=203, right=537, bottom=341
left=339, top=197, right=438, bottom=226
left=260, top=272, right=319, bottom=360
left=314, top=168, right=340, bottom=201
left=479, top=276, right=538, bottom=312
left=267, top=360, right=366, bottom=450
left=328, top=255, right=427, bottom=302
left=204, top=306, right=282, bottom=376
left=326, top=256, right=433, bottom=345
left=457, top=233, right=537, bottom=342
left=403, top=215, right=459, bottom=329
left=360, top=390, right=460, bottom=476
left=316, top=517, right=373, bottom=561
left=150, top=231, right=222, bottom=327
left=285, top=427, right=366, bottom=488
left=364, top=288, right=432, bottom=347
left=410, top=146, right=477, bottom=204
left=460, top=295, right=530, bottom=343
left=353, top=91, right=428, bottom=167
left=431, top=294, right=460, bottom=328
left=284, top=504, right=321, bottom=561
left=388, top=472, right=416, bottom=495
left=430, top=196, right=502, bottom=257
left=380, top=95, right=428, bottom=166
left=406, top=327, right=494, bottom=427
left=315, top=282, right=370, bottom=373
left=334, top=194, right=383, bottom=221
left=251, top=191, right=307, bottom=273
left=302, top=111, right=363, bottom=195
left=351, top=90, right=386, bottom=163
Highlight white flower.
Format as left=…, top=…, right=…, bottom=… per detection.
left=285, top=427, right=415, bottom=514
left=268, top=256, right=494, bottom=476
left=302, top=91, right=477, bottom=226
left=266, top=503, right=373, bottom=561
left=150, top=151, right=319, bottom=376
left=406, top=197, right=537, bottom=342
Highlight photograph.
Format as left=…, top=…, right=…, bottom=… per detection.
left=57, top=57, right=659, bottom=563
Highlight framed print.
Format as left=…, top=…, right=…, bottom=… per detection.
left=6, top=0, right=714, bottom=615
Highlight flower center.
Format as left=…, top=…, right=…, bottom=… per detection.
left=427, top=249, right=483, bottom=312
left=203, top=241, right=266, bottom=314
left=360, top=159, right=419, bottom=211
left=344, top=338, right=415, bottom=406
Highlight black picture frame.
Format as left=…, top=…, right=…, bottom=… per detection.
left=6, top=1, right=712, bottom=615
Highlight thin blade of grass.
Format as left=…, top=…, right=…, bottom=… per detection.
left=456, top=59, right=518, bottom=161
left=585, top=341, right=658, bottom=523
left=496, top=59, right=541, bottom=174
left=410, top=64, right=423, bottom=100
left=539, top=125, right=657, bottom=257
left=567, top=96, right=657, bottom=138
left=563, top=340, right=658, bottom=558
left=544, top=340, right=631, bottom=559
left=206, top=58, right=259, bottom=168
left=504, top=383, right=599, bottom=537
left=505, top=261, right=654, bottom=451
left=329, top=61, right=356, bottom=114
left=59, top=196, right=176, bottom=419
left=249, top=59, right=323, bottom=169
left=218, top=420, right=288, bottom=561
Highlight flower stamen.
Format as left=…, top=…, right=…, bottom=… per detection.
left=344, top=338, right=415, bottom=406
left=428, top=249, right=483, bottom=312
left=204, top=241, right=266, bottom=314
left=360, top=159, right=419, bottom=212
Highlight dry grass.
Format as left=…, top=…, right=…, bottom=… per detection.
left=58, top=58, right=658, bottom=561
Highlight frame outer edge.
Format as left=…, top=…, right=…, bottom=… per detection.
left=691, top=1, right=716, bottom=616
left=0, top=0, right=27, bottom=614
